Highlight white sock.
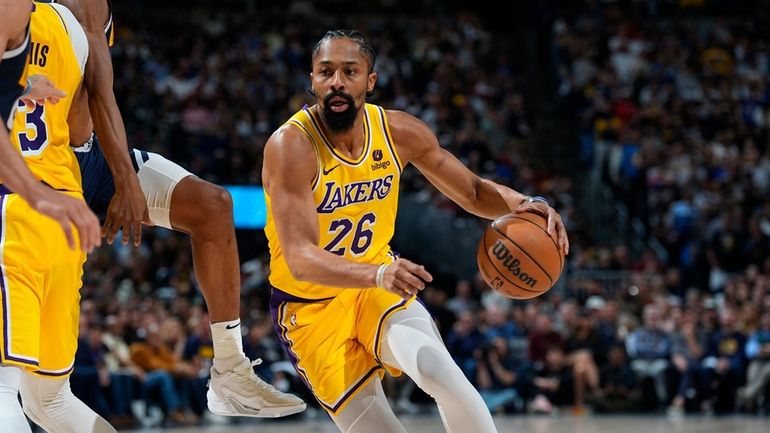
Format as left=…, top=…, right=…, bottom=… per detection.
left=0, top=366, right=32, bottom=433
left=211, top=319, right=246, bottom=371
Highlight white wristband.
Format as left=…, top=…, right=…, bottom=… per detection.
left=528, top=195, right=549, bottom=206
left=376, top=263, right=389, bottom=288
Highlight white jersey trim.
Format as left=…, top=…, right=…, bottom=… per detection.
left=50, top=3, right=89, bottom=76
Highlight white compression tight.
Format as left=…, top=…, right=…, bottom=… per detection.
left=0, top=365, right=32, bottom=433
left=19, top=375, right=116, bottom=433
left=331, top=301, right=498, bottom=433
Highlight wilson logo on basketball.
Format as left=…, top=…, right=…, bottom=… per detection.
left=492, top=240, right=537, bottom=287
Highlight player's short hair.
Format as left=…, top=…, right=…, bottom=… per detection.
left=312, top=29, right=376, bottom=74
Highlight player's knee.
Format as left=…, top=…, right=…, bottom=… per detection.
left=199, top=184, right=233, bottom=218
left=415, top=346, right=462, bottom=390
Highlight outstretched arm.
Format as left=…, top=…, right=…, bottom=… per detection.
left=263, top=125, right=431, bottom=299
left=59, top=0, right=148, bottom=246
left=390, top=110, right=569, bottom=255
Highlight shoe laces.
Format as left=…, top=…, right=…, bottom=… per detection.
left=236, top=358, right=279, bottom=393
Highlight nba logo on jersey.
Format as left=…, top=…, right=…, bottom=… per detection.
left=373, top=149, right=383, bottom=161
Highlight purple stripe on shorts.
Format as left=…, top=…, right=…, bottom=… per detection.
left=270, top=286, right=334, bottom=304
left=35, top=365, right=74, bottom=377
left=269, top=294, right=314, bottom=393
left=372, top=298, right=408, bottom=366
left=325, top=366, right=381, bottom=413
left=0, top=195, right=38, bottom=366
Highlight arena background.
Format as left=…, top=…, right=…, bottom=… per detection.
left=57, top=0, right=770, bottom=431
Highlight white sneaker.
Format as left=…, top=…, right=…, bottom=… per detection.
left=207, top=358, right=306, bottom=418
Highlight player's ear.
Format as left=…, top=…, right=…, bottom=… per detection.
left=368, top=72, right=377, bottom=93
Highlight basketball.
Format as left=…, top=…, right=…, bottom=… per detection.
left=476, top=212, right=564, bottom=299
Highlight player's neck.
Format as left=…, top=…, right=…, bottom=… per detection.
left=316, top=108, right=367, bottom=160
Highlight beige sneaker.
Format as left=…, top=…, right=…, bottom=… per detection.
left=207, top=358, right=306, bottom=418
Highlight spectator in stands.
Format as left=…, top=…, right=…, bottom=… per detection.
left=475, top=337, right=526, bottom=414
left=738, top=312, right=770, bottom=411
left=447, top=279, right=478, bottom=316
left=530, top=347, right=574, bottom=413
left=482, top=304, right=521, bottom=343
left=101, top=314, right=142, bottom=428
left=667, top=309, right=705, bottom=415
left=701, top=308, right=747, bottom=413
left=129, top=320, right=198, bottom=424
left=589, top=345, right=640, bottom=413
left=446, top=311, right=485, bottom=381
left=625, top=304, right=671, bottom=409
left=422, top=286, right=457, bottom=340
left=181, top=312, right=213, bottom=416
left=528, top=312, right=565, bottom=369
left=565, top=311, right=602, bottom=413
left=72, top=318, right=112, bottom=421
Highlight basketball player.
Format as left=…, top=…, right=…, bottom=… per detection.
left=52, top=0, right=305, bottom=417
left=0, top=2, right=111, bottom=432
left=263, top=30, right=569, bottom=433
left=0, top=0, right=99, bottom=253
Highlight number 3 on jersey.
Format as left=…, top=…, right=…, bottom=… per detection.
left=16, top=101, right=49, bottom=156
left=324, top=212, right=376, bottom=257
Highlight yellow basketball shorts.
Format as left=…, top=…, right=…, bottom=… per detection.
left=270, top=287, right=415, bottom=415
left=0, top=190, right=86, bottom=377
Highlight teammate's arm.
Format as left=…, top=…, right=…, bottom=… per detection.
left=0, top=3, right=100, bottom=252
left=20, top=74, right=66, bottom=108
left=390, top=110, right=569, bottom=255
left=59, top=0, right=148, bottom=247
left=263, top=126, right=431, bottom=299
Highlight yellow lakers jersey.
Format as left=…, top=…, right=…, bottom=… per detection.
left=6, top=2, right=88, bottom=193
left=265, top=104, right=403, bottom=300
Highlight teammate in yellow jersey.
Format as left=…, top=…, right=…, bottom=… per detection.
left=0, top=2, right=109, bottom=433
left=0, top=0, right=99, bottom=253
left=263, top=30, right=569, bottom=433
left=52, top=0, right=304, bottom=417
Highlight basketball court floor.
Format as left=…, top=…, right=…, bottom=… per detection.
left=140, top=414, right=769, bottom=433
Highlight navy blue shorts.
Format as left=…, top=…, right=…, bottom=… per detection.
left=75, top=136, right=147, bottom=221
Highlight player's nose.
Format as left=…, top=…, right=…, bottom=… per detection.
left=330, top=71, right=345, bottom=88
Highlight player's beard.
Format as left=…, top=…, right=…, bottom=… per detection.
left=321, top=91, right=360, bottom=133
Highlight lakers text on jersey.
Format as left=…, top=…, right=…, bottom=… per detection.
left=265, top=103, right=416, bottom=415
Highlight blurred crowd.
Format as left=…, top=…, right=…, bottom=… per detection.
left=66, top=0, right=770, bottom=429
left=551, top=0, right=770, bottom=416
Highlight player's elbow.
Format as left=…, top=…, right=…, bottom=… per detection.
left=283, top=247, right=313, bottom=282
